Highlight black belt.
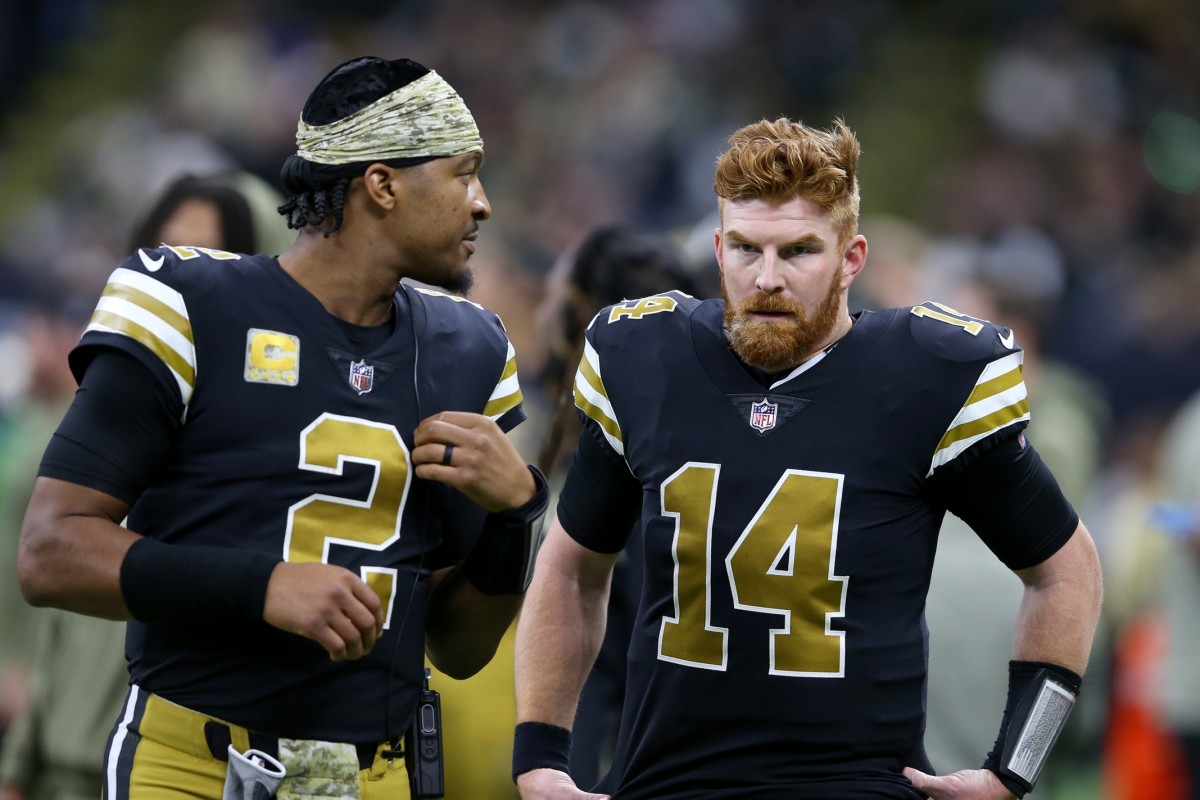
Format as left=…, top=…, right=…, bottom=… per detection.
left=203, top=720, right=384, bottom=771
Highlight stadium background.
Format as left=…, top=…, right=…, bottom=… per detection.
left=1, top=1, right=1199, bottom=798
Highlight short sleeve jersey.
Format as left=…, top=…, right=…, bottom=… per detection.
left=72, top=246, right=525, bottom=742
left=565, top=294, right=1048, bottom=799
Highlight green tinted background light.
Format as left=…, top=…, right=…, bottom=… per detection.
left=1144, top=111, right=1200, bottom=194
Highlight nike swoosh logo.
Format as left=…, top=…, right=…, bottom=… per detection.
left=138, top=249, right=165, bottom=272
left=998, top=329, right=1015, bottom=349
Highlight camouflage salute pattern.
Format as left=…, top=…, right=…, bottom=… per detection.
left=276, top=738, right=360, bottom=798
left=566, top=294, right=1039, bottom=799
left=295, top=71, right=484, bottom=164
left=77, top=245, right=523, bottom=742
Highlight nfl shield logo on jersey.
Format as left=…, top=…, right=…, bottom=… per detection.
left=349, top=359, right=374, bottom=395
left=750, top=398, right=778, bottom=433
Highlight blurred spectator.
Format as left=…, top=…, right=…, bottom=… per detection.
left=536, top=225, right=703, bottom=475
left=1152, top=388, right=1200, bottom=800
left=0, top=302, right=81, bottom=753
left=127, top=173, right=256, bottom=255
left=0, top=170, right=289, bottom=800
left=1085, top=408, right=1187, bottom=798
left=1103, top=610, right=1188, bottom=800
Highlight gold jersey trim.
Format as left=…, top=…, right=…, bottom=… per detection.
left=928, top=351, right=1030, bottom=475
left=573, top=338, right=624, bottom=455
left=85, top=267, right=196, bottom=409
left=484, top=342, right=523, bottom=420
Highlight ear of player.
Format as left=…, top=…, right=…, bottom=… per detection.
left=463, top=465, right=551, bottom=595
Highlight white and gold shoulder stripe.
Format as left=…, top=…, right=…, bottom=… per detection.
left=85, top=267, right=196, bottom=410
left=928, top=351, right=1029, bottom=476
left=573, top=338, right=623, bottom=455
left=483, top=340, right=522, bottom=421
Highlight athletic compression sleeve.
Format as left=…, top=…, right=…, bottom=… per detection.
left=556, top=421, right=642, bottom=554
left=931, top=433, right=1078, bottom=570
left=38, top=348, right=182, bottom=503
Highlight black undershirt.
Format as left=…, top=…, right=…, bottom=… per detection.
left=333, top=310, right=395, bottom=354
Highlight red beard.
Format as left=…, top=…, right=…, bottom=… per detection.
left=723, top=266, right=843, bottom=373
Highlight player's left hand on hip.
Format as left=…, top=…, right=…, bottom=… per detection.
left=903, top=767, right=1016, bottom=800
left=412, top=411, right=536, bottom=512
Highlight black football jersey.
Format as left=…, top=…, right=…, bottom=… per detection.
left=73, top=245, right=525, bottom=742
left=567, top=293, right=1039, bottom=799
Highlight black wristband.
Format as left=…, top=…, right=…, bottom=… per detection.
left=983, top=660, right=1082, bottom=797
left=493, top=465, right=551, bottom=524
left=120, top=537, right=281, bottom=622
left=512, top=721, right=572, bottom=783
left=464, top=465, right=550, bottom=595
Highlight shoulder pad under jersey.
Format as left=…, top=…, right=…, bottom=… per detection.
left=590, top=290, right=699, bottom=331
left=904, top=301, right=1030, bottom=475
left=75, top=245, right=247, bottom=407
left=575, top=291, right=699, bottom=457
left=907, top=300, right=1020, bottom=363
left=407, top=285, right=523, bottom=425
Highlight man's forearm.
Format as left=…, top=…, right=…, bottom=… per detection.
left=18, top=477, right=137, bottom=618
left=965, top=523, right=1104, bottom=799
left=1011, top=522, right=1103, bottom=673
left=515, top=522, right=616, bottom=728
left=425, top=566, right=524, bottom=679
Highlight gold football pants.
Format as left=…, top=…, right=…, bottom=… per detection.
left=102, top=685, right=411, bottom=799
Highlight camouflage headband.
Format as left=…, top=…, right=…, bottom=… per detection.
left=294, top=71, right=483, bottom=165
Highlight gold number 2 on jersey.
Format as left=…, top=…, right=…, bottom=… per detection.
left=659, top=463, right=848, bottom=677
left=285, top=413, right=411, bottom=628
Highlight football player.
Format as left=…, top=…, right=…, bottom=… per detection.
left=17, top=56, right=547, bottom=799
left=513, top=118, right=1103, bottom=800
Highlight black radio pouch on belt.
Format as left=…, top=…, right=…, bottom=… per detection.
left=406, top=668, right=445, bottom=798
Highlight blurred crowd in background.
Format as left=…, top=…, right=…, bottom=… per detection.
left=1, top=1, right=1199, bottom=798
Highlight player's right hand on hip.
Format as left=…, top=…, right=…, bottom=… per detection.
left=262, top=562, right=384, bottom=661
left=516, top=768, right=610, bottom=800
left=903, top=767, right=1017, bottom=799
